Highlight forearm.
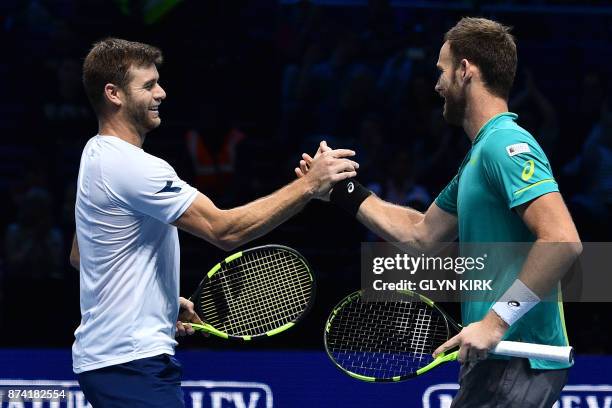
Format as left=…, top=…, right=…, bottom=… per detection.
left=195, top=178, right=313, bottom=250
left=356, top=195, right=428, bottom=250
left=493, top=193, right=581, bottom=326
left=517, top=239, right=582, bottom=298
left=221, top=179, right=312, bottom=248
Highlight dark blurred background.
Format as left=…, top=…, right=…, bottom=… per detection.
left=0, top=0, right=610, bottom=354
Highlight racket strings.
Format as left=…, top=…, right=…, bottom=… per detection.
left=197, top=249, right=313, bottom=336
left=326, top=292, right=450, bottom=379
left=200, top=252, right=310, bottom=319
left=218, top=253, right=309, bottom=331
left=200, top=251, right=310, bottom=327
left=200, top=252, right=309, bottom=334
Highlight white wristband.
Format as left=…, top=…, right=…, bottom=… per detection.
left=491, top=279, right=540, bottom=327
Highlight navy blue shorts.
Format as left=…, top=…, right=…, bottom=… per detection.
left=77, top=354, right=184, bottom=408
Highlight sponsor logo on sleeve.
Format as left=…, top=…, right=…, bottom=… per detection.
left=156, top=180, right=182, bottom=194
left=521, top=160, right=535, bottom=181
left=506, top=143, right=531, bottom=157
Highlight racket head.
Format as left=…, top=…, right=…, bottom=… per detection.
left=324, top=289, right=454, bottom=382
left=191, top=245, right=315, bottom=340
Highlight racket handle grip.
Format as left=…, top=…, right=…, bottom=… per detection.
left=492, top=341, right=574, bottom=364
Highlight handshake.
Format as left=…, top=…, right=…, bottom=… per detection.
left=293, top=141, right=355, bottom=200
left=293, top=140, right=371, bottom=216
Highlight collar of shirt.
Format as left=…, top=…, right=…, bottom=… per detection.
left=472, top=112, right=519, bottom=146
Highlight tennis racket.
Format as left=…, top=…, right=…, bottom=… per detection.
left=188, top=245, right=315, bottom=340
left=324, top=289, right=574, bottom=382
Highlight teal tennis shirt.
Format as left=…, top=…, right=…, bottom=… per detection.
left=435, top=112, right=571, bottom=369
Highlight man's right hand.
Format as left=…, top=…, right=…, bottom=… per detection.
left=295, top=140, right=332, bottom=178
left=297, top=141, right=352, bottom=201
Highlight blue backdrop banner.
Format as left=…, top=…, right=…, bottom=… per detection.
left=0, top=349, right=610, bottom=407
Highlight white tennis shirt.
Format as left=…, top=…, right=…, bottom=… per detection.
left=72, top=135, right=197, bottom=373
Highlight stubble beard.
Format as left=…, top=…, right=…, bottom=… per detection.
left=125, top=94, right=159, bottom=136
left=442, top=75, right=466, bottom=127
left=444, top=90, right=466, bottom=126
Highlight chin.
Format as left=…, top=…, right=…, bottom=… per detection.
left=147, top=118, right=162, bottom=130
left=442, top=107, right=451, bottom=123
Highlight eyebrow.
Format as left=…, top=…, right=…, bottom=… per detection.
left=142, top=78, right=158, bottom=87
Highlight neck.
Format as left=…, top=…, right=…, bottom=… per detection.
left=462, top=88, right=508, bottom=142
left=98, top=114, right=145, bottom=148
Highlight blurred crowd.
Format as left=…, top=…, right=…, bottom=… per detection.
left=0, top=0, right=610, bottom=351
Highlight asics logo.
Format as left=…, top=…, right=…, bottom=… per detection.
left=347, top=182, right=355, bottom=193
left=521, top=160, right=535, bottom=181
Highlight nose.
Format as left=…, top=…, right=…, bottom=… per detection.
left=155, top=84, right=166, bottom=101
left=434, top=79, right=442, bottom=94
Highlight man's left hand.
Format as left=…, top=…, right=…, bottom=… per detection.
left=177, top=297, right=204, bottom=337
left=433, top=310, right=509, bottom=363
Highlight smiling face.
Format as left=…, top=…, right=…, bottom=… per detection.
left=434, top=41, right=466, bottom=126
left=122, top=64, right=166, bottom=134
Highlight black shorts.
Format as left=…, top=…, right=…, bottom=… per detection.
left=451, top=357, right=569, bottom=408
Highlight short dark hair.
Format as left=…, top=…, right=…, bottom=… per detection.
left=82, top=38, right=163, bottom=114
left=444, top=17, right=517, bottom=99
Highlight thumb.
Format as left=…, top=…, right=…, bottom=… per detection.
left=191, top=312, right=204, bottom=325
left=184, top=302, right=203, bottom=324
left=433, top=333, right=461, bottom=358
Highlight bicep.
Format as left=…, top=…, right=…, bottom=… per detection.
left=173, top=192, right=226, bottom=245
left=515, top=192, right=579, bottom=241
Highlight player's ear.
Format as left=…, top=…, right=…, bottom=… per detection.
left=458, top=59, right=473, bottom=85
left=104, top=83, right=123, bottom=108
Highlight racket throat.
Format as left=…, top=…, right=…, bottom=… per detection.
left=416, top=350, right=459, bottom=376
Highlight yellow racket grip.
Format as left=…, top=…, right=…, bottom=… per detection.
left=189, top=323, right=229, bottom=339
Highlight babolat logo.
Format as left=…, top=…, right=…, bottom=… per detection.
left=422, top=384, right=612, bottom=408
left=0, top=380, right=272, bottom=408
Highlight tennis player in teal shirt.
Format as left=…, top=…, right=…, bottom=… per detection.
left=435, top=112, right=572, bottom=370
left=297, top=17, right=581, bottom=407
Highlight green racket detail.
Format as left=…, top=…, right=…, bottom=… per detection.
left=189, top=245, right=315, bottom=341
left=324, top=289, right=573, bottom=382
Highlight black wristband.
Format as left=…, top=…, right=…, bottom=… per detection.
left=330, top=178, right=372, bottom=217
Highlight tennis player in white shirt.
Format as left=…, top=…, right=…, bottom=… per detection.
left=70, top=38, right=358, bottom=407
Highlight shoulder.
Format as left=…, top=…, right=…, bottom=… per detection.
left=480, top=125, right=544, bottom=164
left=96, top=139, right=178, bottom=201
left=100, top=139, right=173, bottom=181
